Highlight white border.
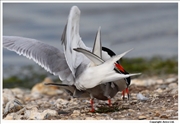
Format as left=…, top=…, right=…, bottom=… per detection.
left=0, top=0, right=2, bottom=123
left=1, top=0, right=179, bottom=124
left=1, top=0, right=180, bottom=3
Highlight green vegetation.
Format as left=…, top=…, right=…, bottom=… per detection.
left=120, top=56, right=178, bottom=76
left=3, top=65, right=57, bottom=89
left=96, top=105, right=120, bottom=113
left=3, top=57, right=178, bottom=89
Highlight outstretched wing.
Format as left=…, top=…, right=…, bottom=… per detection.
left=92, top=27, right=102, bottom=58
left=3, top=36, right=74, bottom=84
left=61, top=6, right=90, bottom=77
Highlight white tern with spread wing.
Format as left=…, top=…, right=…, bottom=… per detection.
left=3, top=6, right=140, bottom=92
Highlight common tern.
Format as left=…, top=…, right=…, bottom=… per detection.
left=3, top=6, right=140, bottom=112
left=46, top=27, right=133, bottom=112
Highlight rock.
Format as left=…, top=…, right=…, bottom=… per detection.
left=153, top=117, right=160, bottom=120
left=24, top=107, right=39, bottom=120
left=130, top=100, right=138, bottom=105
left=165, top=110, right=174, bottom=113
left=152, top=94, right=159, bottom=97
left=71, top=110, right=80, bottom=116
left=144, top=79, right=157, bottom=86
left=4, top=113, right=23, bottom=120
left=42, top=109, right=57, bottom=119
left=71, top=117, right=81, bottom=120
left=25, top=108, right=57, bottom=120
left=31, top=77, right=63, bottom=95
left=155, top=88, right=163, bottom=94
left=165, top=77, right=177, bottom=83
left=138, top=115, right=146, bottom=120
left=141, top=90, right=149, bottom=94
left=161, top=107, right=166, bottom=111
left=154, top=111, right=160, bottom=117
left=85, top=117, right=96, bottom=120
left=3, top=99, right=23, bottom=116
left=174, top=103, right=178, bottom=106
left=172, top=116, right=178, bottom=119
left=55, top=98, right=69, bottom=105
left=58, top=110, right=69, bottom=115
left=29, top=92, right=43, bottom=100
left=170, top=89, right=178, bottom=95
left=156, top=79, right=163, bottom=84
left=132, top=79, right=145, bottom=86
left=25, top=105, right=39, bottom=110
left=168, top=83, right=178, bottom=90
left=3, top=89, right=16, bottom=105
left=121, top=104, right=130, bottom=109
left=137, top=93, right=149, bottom=101
left=160, top=114, right=169, bottom=119
left=3, top=113, right=14, bottom=120
left=128, top=109, right=135, bottom=112
left=11, top=88, right=28, bottom=99
left=159, top=84, right=168, bottom=89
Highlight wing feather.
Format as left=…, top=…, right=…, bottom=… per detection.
left=61, top=6, right=90, bottom=77
left=92, top=27, right=102, bottom=58
left=3, top=36, right=74, bottom=84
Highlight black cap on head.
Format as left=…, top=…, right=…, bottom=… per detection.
left=102, top=46, right=131, bottom=86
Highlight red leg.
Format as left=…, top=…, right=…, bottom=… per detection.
left=122, top=90, right=125, bottom=100
left=122, top=88, right=130, bottom=100
left=125, top=88, right=130, bottom=99
left=90, top=99, right=95, bottom=112
left=108, top=99, right=112, bottom=107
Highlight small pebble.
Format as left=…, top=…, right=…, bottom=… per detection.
left=138, top=115, right=146, bottom=120
left=168, top=83, right=178, bottom=90
left=159, top=84, right=167, bottom=89
left=121, top=104, right=130, bottom=109
left=154, top=111, right=160, bottom=117
left=58, top=110, right=69, bottom=115
left=85, top=117, right=96, bottom=120
left=137, top=93, right=149, bottom=101
left=165, top=110, right=174, bottom=113
left=160, top=114, right=169, bottom=119
left=156, top=79, right=163, bottom=84
left=128, top=109, right=135, bottom=112
left=130, top=100, right=138, bottom=105
left=3, top=99, right=23, bottom=116
left=172, top=116, right=178, bottom=119
left=3, top=113, right=23, bottom=120
left=166, top=78, right=177, bottom=83
left=174, top=103, right=178, bottom=106
left=155, top=88, right=163, bottom=93
left=170, top=89, right=178, bottom=95
left=72, top=110, right=80, bottom=115
left=56, top=98, right=69, bottom=105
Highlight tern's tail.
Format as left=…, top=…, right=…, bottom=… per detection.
left=101, top=72, right=141, bottom=84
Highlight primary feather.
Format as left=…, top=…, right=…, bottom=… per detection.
left=3, top=36, right=74, bottom=84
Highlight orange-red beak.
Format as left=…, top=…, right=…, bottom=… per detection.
left=115, top=63, right=125, bottom=73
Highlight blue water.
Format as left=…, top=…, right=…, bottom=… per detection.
left=3, top=3, right=178, bottom=68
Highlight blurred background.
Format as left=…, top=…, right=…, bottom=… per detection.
left=3, top=3, right=178, bottom=89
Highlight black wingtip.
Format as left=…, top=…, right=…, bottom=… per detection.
left=73, top=48, right=78, bottom=51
